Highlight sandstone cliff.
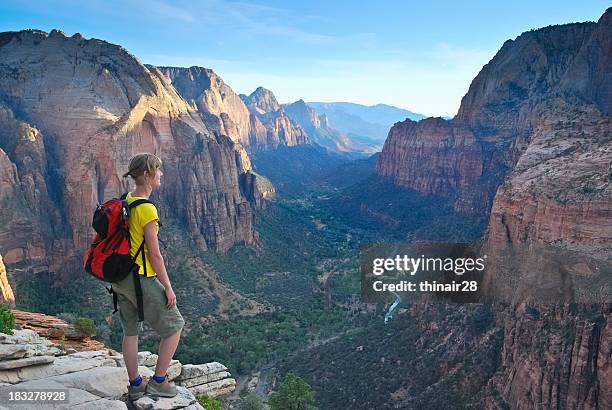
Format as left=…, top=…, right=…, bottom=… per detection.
left=240, top=87, right=310, bottom=151
left=0, top=314, right=236, bottom=409
left=482, top=303, right=611, bottom=410
left=0, top=29, right=263, bottom=277
left=156, top=65, right=252, bottom=147
left=157, top=68, right=310, bottom=153
left=374, top=8, right=612, bottom=409
left=479, top=95, right=612, bottom=410
left=376, top=11, right=610, bottom=216
left=483, top=101, right=611, bottom=301
left=241, top=86, right=281, bottom=114
left=0, top=255, right=14, bottom=307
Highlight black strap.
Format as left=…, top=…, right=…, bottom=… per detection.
left=107, top=285, right=118, bottom=314
left=128, top=198, right=154, bottom=209
left=132, top=240, right=146, bottom=322
left=119, top=192, right=157, bottom=323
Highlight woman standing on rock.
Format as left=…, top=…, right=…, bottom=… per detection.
left=114, top=153, right=184, bottom=400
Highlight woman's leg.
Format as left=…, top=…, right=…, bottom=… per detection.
left=122, top=335, right=140, bottom=380
left=154, top=328, right=182, bottom=377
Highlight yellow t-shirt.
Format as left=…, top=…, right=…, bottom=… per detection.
left=126, top=191, right=159, bottom=277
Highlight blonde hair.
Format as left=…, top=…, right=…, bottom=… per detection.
left=122, top=153, right=162, bottom=181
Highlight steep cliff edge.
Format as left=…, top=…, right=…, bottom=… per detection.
left=376, top=11, right=610, bottom=216
left=480, top=101, right=612, bottom=410
left=0, top=29, right=259, bottom=283
left=483, top=102, right=611, bottom=297
left=0, top=312, right=236, bottom=409
left=374, top=8, right=612, bottom=409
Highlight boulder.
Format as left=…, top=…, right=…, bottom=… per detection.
left=132, top=385, right=203, bottom=410
left=176, top=363, right=227, bottom=380
left=0, top=355, right=55, bottom=370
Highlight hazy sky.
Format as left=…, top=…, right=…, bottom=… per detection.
left=0, top=0, right=609, bottom=117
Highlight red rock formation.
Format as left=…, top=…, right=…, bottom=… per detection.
left=475, top=11, right=612, bottom=408
left=376, top=117, right=483, bottom=195
left=376, top=11, right=611, bottom=216
left=0, top=103, right=69, bottom=271
left=482, top=304, right=611, bottom=410
left=482, top=102, right=612, bottom=302
left=0, top=29, right=261, bottom=281
left=241, top=86, right=281, bottom=114
left=375, top=9, right=612, bottom=409
left=0, top=254, right=15, bottom=307
left=11, top=309, right=106, bottom=351
left=157, top=69, right=310, bottom=152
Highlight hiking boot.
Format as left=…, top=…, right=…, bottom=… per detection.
left=127, top=377, right=148, bottom=401
left=146, top=375, right=178, bottom=398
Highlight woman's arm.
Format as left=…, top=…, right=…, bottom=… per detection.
left=143, top=220, right=176, bottom=309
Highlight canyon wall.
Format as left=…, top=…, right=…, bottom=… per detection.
left=0, top=30, right=263, bottom=287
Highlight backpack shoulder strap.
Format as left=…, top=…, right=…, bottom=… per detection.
left=128, top=199, right=155, bottom=209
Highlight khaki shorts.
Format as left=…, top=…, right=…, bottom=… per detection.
left=112, top=274, right=184, bottom=338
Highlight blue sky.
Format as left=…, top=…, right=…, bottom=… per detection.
left=0, top=1, right=609, bottom=117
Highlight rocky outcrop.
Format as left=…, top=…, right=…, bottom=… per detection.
left=156, top=65, right=252, bottom=147
left=157, top=69, right=310, bottom=153
left=241, top=86, right=281, bottom=114
left=0, top=328, right=235, bottom=409
left=0, top=255, right=14, bottom=307
left=11, top=310, right=105, bottom=352
left=240, top=170, right=276, bottom=209
left=247, top=110, right=310, bottom=152
left=175, top=362, right=236, bottom=398
left=483, top=304, right=611, bottom=410
left=0, top=29, right=258, bottom=284
left=482, top=101, right=612, bottom=304
left=373, top=8, right=612, bottom=409
left=241, top=87, right=310, bottom=152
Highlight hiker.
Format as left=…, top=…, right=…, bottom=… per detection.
left=114, top=153, right=185, bottom=400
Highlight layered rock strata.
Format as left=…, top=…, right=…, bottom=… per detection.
left=0, top=255, right=14, bottom=307
left=157, top=68, right=310, bottom=152
left=376, top=11, right=611, bottom=216
left=0, top=29, right=261, bottom=286
left=0, top=327, right=235, bottom=409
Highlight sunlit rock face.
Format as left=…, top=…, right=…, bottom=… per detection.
left=377, top=12, right=610, bottom=217
left=0, top=29, right=259, bottom=284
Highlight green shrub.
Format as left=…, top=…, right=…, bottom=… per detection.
left=0, top=304, right=15, bottom=335
left=240, top=392, right=264, bottom=410
left=196, top=394, right=223, bottom=410
left=269, top=373, right=318, bottom=410
left=75, top=317, right=96, bottom=337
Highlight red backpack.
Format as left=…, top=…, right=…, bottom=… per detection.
left=84, top=193, right=153, bottom=321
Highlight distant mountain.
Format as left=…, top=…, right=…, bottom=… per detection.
left=240, top=86, right=281, bottom=114
left=282, top=100, right=381, bottom=157
left=308, top=102, right=426, bottom=142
